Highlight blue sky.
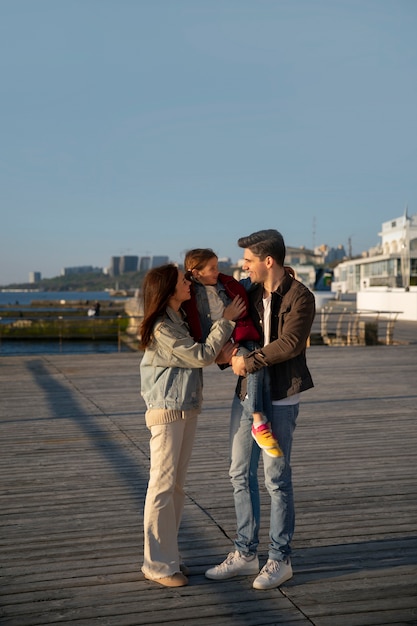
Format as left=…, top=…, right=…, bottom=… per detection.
left=1, top=0, right=416, bottom=285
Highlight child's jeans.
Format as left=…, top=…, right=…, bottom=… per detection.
left=237, top=341, right=272, bottom=418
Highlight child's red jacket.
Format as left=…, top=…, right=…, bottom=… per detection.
left=183, top=273, right=260, bottom=344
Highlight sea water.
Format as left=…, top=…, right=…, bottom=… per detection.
left=0, top=290, right=116, bottom=306
left=0, top=291, right=131, bottom=355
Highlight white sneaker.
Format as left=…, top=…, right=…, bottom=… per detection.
left=205, top=550, right=259, bottom=580
left=252, top=559, right=293, bottom=589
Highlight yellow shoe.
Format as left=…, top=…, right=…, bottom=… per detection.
left=252, top=423, right=284, bottom=457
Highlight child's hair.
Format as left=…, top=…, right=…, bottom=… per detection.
left=184, top=248, right=218, bottom=277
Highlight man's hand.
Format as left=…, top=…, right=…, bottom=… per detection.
left=216, top=341, right=238, bottom=365
left=231, top=355, right=247, bottom=376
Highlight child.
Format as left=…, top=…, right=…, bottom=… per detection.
left=182, top=248, right=283, bottom=458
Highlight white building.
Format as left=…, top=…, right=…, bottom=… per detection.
left=332, top=210, right=417, bottom=321
left=332, top=210, right=417, bottom=293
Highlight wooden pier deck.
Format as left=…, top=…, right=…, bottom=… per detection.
left=1, top=343, right=417, bottom=625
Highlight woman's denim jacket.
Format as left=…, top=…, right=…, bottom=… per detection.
left=140, top=306, right=235, bottom=412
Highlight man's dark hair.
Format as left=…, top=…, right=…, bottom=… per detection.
left=237, top=229, right=286, bottom=266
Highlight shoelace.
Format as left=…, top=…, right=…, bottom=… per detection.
left=254, top=425, right=277, bottom=442
left=255, top=424, right=270, bottom=434
left=218, top=551, right=253, bottom=572
left=217, top=552, right=237, bottom=571
left=261, top=559, right=282, bottom=576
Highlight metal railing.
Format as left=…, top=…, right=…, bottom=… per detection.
left=311, top=307, right=402, bottom=346
left=1, top=308, right=403, bottom=353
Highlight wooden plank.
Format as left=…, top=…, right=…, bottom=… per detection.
left=1, top=344, right=417, bottom=625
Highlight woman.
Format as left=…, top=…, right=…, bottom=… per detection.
left=139, top=264, right=244, bottom=587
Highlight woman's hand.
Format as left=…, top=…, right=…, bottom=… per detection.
left=223, top=295, right=246, bottom=321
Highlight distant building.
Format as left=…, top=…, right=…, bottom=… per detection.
left=218, top=257, right=232, bottom=270
left=109, top=254, right=170, bottom=274
left=120, top=255, right=138, bottom=273
left=151, top=256, right=169, bottom=268
left=315, top=244, right=347, bottom=264
left=109, top=256, right=120, bottom=277
left=292, top=264, right=317, bottom=290
left=285, top=246, right=322, bottom=266
left=139, top=256, right=151, bottom=272
left=61, top=266, right=102, bottom=276
left=29, top=271, right=41, bottom=284
left=332, top=210, right=417, bottom=292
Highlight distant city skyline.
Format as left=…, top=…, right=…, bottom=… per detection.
left=1, top=211, right=414, bottom=286
left=1, top=1, right=416, bottom=285
left=1, top=239, right=351, bottom=287
left=11, top=208, right=415, bottom=287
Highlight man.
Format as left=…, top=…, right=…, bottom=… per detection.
left=205, top=229, right=315, bottom=589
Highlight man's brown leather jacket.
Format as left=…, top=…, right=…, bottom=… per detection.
left=238, top=271, right=315, bottom=402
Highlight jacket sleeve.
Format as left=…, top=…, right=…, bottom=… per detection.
left=244, top=289, right=315, bottom=373
left=154, top=317, right=235, bottom=368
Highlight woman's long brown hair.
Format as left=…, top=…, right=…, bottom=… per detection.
left=139, top=264, right=178, bottom=350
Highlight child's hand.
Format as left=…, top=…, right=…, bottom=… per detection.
left=223, top=296, right=246, bottom=321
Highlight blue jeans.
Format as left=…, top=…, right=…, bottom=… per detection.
left=229, top=393, right=299, bottom=561
left=238, top=341, right=272, bottom=416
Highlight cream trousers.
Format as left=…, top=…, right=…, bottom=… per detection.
left=141, top=415, right=198, bottom=579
